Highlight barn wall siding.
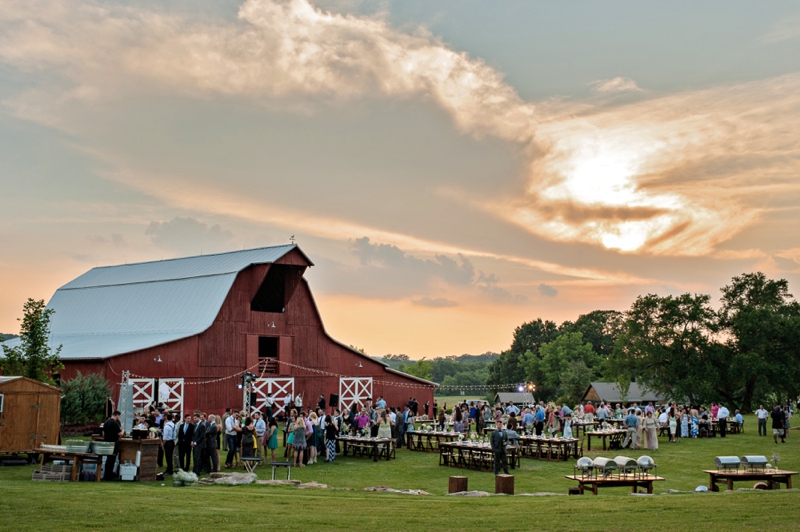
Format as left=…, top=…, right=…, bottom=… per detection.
left=61, top=248, right=433, bottom=414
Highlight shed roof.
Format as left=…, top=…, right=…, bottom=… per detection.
left=4, top=245, right=302, bottom=360
left=495, top=392, right=535, bottom=404
left=583, top=382, right=665, bottom=404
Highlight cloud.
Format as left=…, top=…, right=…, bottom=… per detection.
left=538, top=283, right=558, bottom=297
left=411, top=296, right=458, bottom=308
left=485, top=74, right=800, bottom=256
left=353, top=237, right=475, bottom=285
left=1, top=0, right=797, bottom=261
left=476, top=272, right=527, bottom=302
left=145, top=217, right=235, bottom=255
left=590, top=77, right=643, bottom=93
left=0, top=0, right=535, bottom=144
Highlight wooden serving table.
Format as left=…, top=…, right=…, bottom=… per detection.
left=518, top=435, right=580, bottom=461
left=704, top=469, right=797, bottom=491
left=438, top=442, right=520, bottom=472
left=39, top=451, right=102, bottom=482
left=586, top=430, right=626, bottom=451
left=565, top=474, right=664, bottom=495
left=339, top=436, right=396, bottom=462
left=117, top=438, right=161, bottom=481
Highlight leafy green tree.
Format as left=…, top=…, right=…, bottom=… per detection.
left=527, top=332, right=600, bottom=403
left=612, top=293, right=721, bottom=407
left=487, top=318, right=559, bottom=389
left=558, top=360, right=595, bottom=406
left=718, top=272, right=800, bottom=412
left=399, top=358, right=433, bottom=381
left=0, top=299, right=63, bottom=384
left=61, top=372, right=112, bottom=425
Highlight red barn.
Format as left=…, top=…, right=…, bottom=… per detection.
left=33, top=245, right=434, bottom=416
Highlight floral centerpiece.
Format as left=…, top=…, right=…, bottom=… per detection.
left=360, top=427, right=370, bottom=438
left=772, top=453, right=780, bottom=470
left=457, top=433, right=464, bottom=442
left=525, top=423, right=534, bottom=435
left=469, top=431, right=478, bottom=442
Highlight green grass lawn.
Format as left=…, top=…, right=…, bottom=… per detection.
left=1, top=416, right=799, bottom=531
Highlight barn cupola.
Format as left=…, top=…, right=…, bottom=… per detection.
left=250, top=264, right=306, bottom=313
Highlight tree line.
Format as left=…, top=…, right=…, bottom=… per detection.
left=485, top=272, right=800, bottom=413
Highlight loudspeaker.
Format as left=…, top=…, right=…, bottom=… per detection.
left=329, top=394, right=339, bottom=408
left=250, top=392, right=258, bottom=405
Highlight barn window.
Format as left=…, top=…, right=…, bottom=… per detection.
left=251, top=265, right=289, bottom=313
left=258, top=337, right=278, bottom=358
left=0, top=394, right=4, bottom=413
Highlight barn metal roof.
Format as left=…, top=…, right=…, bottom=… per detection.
left=4, top=245, right=299, bottom=360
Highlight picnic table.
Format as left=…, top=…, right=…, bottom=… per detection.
left=704, top=469, right=797, bottom=491
left=339, top=436, right=396, bottom=462
left=565, top=473, right=664, bottom=495
left=585, top=429, right=626, bottom=451
left=39, top=450, right=102, bottom=482
left=517, top=435, right=580, bottom=461
left=438, top=441, right=520, bottom=472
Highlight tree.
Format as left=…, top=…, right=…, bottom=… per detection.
left=399, top=358, right=432, bottom=381
left=0, top=299, right=63, bottom=384
left=718, top=272, right=800, bottom=412
left=61, top=372, right=112, bottom=425
left=526, top=332, right=600, bottom=403
left=612, top=293, right=721, bottom=407
left=560, top=310, right=624, bottom=359
left=487, top=318, right=559, bottom=389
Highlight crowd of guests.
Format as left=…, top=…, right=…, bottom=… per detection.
left=101, top=394, right=794, bottom=479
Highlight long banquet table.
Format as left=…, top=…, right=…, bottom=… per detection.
left=406, top=430, right=459, bottom=452
left=438, top=441, right=520, bottom=472
left=517, top=435, right=581, bottom=461
left=339, top=436, right=396, bottom=462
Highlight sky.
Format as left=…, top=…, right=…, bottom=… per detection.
left=1, top=0, right=799, bottom=358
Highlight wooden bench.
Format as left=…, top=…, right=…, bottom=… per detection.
left=269, top=461, right=293, bottom=480
left=704, top=469, right=797, bottom=491
left=241, top=456, right=263, bottom=474
left=565, top=474, right=665, bottom=495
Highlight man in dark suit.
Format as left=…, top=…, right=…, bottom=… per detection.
left=205, top=414, right=219, bottom=473
left=177, top=413, right=194, bottom=471
left=490, top=420, right=509, bottom=476
left=191, top=412, right=207, bottom=475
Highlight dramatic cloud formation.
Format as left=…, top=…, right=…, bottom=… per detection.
left=4, top=0, right=788, bottom=259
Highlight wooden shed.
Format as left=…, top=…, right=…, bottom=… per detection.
left=10, top=245, right=434, bottom=416
left=0, top=377, right=61, bottom=455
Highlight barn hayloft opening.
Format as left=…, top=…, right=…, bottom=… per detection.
left=251, top=264, right=304, bottom=313
left=258, top=337, right=278, bottom=358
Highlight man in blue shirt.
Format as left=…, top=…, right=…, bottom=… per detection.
left=506, top=402, right=520, bottom=416
left=534, top=406, right=545, bottom=436
left=521, top=408, right=535, bottom=429
left=622, top=408, right=639, bottom=448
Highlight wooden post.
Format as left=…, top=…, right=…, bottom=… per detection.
left=495, top=474, right=514, bottom=495
left=449, top=476, right=468, bottom=494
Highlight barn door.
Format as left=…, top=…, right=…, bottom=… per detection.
left=129, top=378, right=155, bottom=411
left=252, top=378, right=294, bottom=415
left=339, top=377, right=372, bottom=412
left=157, top=379, right=184, bottom=418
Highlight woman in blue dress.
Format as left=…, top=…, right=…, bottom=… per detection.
left=680, top=408, right=689, bottom=438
